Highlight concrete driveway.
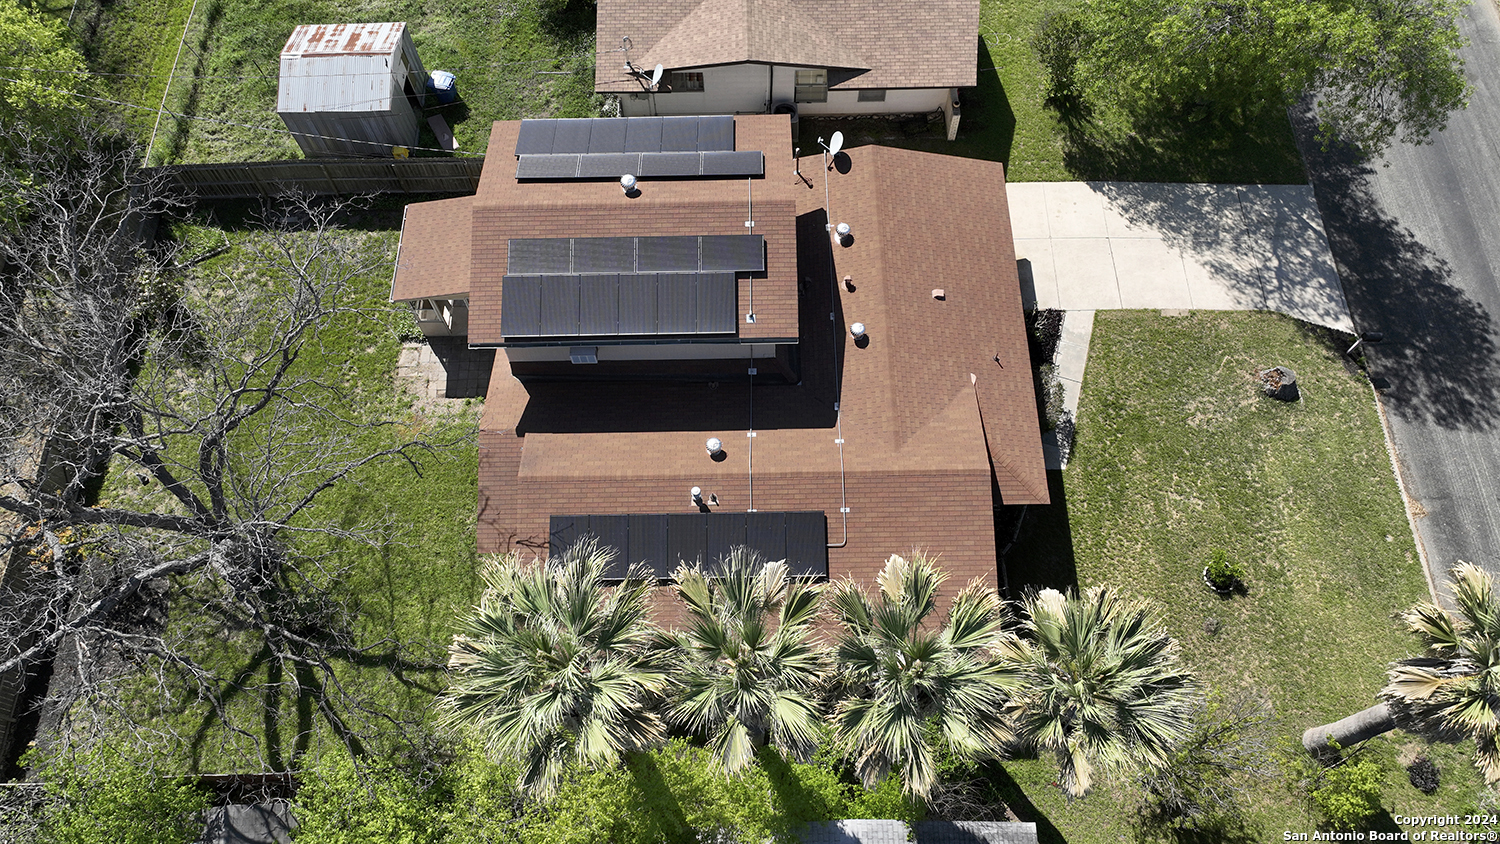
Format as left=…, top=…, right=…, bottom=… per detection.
left=1007, top=181, right=1354, bottom=332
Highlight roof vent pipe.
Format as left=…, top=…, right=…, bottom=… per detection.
left=620, top=174, right=639, bottom=197
left=850, top=322, right=866, bottom=339
left=706, top=437, right=723, bottom=456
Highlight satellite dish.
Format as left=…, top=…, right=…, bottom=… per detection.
left=650, top=64, right=664, bottom=89
left=828, top=131, right=844, bottom=156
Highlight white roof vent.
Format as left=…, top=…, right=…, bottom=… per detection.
left=620, top=174, right=638, bottom=195
left=706, top=437, right=723, bottom=455
left=850, top=322, right=866, bottom=339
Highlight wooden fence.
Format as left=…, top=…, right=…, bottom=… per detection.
left=151, top=156, right=486, bottom=200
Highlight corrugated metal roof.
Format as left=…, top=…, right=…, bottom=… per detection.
left=282, top=22, right=406, bottom=57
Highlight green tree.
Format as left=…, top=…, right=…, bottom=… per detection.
left=36, top=743, right=209, bottom=844
left=998, top=587, right=1194, bottom=798
left=827, top=553, right=1015, bottom=799
left=440, top=539, right=667, bottom=796
left=0, top=0, right=89, bottom=124
left=1053, top=0, right=1469, bottom=153
left=663, top=548, right=825, bottom=775
left=1304, top=562, right=1500, bottom=784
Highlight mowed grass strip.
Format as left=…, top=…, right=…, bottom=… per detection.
left=73, top=0, right=601, bottom=164
left=1002, top=311, right=1487, bottom=841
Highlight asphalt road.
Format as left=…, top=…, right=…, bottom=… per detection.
left=1297, top=0, right=1500, bottom=583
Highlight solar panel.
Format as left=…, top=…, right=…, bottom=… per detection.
left=704, top=513, right=746, bottom=568
left=667, top=514, right=707, bottom=568
left=537, top=276, right=579, bottom=336
left=549, top=514, right=582, bottom=559
left=515, top=119, right=557, bottom=155
left=552, top=512, right=825, bottom=582
left=551, top=119, right=593, bottom=154
left=508, top=239, right=571, bottom=274
left=514, top=155, right=581, bottom=179
left=617, top=274, right=657, bottom=335
left=701, top=236, right=765, bottom=272
left=578, top=274, right=619, bottom=335
left=587, top=118, right=628, bottom=153
left=624, top=117, right=664, bottom=152
left=660, top=117, right=700, bottom=152
left=696, top=273, right=737, bottom=334
left=500, top=275, right=541, bottom=337
left=578, top=153, right=639, bottom=178
left=628, top=513, right=670, bottom=577
left=573, top=237, right=636, bottom=273
left=696, top=116, right=736, bottom=151
left=784, top=512, right=829, bottom=577
left=657, top=274, right=698, bottom=333
left=638, top=152, right=701, bottom=177
left=637, top=236, right=700, bottom=272
left=586, top=515, right=630, bottom=569
left=700, top=150, right=764, bottom=176
left=745, top=512, right=786, bottom=563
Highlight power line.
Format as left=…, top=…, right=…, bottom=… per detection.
left=0, top=50, right=600, bottom=82
left=0, top=75, right=484, bottom=158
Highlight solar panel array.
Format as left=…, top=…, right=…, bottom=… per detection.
left=516, top=117, right=735, bottom=155
left=515, top=151, right=764, bottom=179
left=502, top=272, right=736, bottom=337
left=508, top=235, right=765, bottom=275
left=514, top=116, right=762, bottom=179
left=548, top=512, right=829, bottom=580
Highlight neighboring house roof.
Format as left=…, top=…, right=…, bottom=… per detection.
left=596, top=0, right=979, bottom=93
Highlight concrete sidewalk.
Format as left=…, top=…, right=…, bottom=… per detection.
left=1010, top=182, right=1353, bottom=468
left=1008, top=182, right=1353, bottom=332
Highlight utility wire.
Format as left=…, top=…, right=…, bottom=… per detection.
left=0, top=75, right=484, bottom=157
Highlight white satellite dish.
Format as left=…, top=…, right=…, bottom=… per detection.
left=828, top=131, right=844, bottom=157
left=650, top=64, right=664, bottom=89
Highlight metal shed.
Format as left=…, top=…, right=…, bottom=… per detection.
left=277, top=22, right=428, bottom=158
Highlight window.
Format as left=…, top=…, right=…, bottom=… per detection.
left=794, top=69, right=827, bottom=103
left=857, top=89, right=886, bottom=102
left=667, top=71, right=704, bottom=92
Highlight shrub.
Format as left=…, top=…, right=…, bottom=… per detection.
left=1205, top=549, right=1245, bottom=590
left=1310, top=755, right=1385, bottom=831
left=35, top=743, right=210, bottom=844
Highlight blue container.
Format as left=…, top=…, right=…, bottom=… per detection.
left=427, top=70, right=458, bottom=105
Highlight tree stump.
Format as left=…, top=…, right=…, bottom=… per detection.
left=1259, top=366, right=1300, bottom=402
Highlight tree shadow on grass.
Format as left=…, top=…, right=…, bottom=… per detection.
left=625, top=751, right=694, bottom=843
left=1290, top=102, right=1500, bottom=432
left=986, top=762, right=1067, bottom=844
left=1058, top=100, right=1306, bottom=184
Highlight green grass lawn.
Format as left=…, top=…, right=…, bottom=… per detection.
left=66, top=0, right=600, bottom=164
left=1002, top=311, right=1491, bottom=841
left=93, top=206, right=483, bottom=772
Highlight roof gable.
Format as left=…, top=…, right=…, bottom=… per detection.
left=641, top=0, right=869, bottom=72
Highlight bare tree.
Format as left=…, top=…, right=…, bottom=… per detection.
left=0, top=117, right=458, bottom=767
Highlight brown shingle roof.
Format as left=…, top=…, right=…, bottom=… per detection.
left=466, top=116, right=802, bottom=345
left=641, top=0, right=869, bottom=75
left=390, top=196, right=472, bottom=302
left=476, top=141, right=1047, bottom=599
left=597, top=0, right=979, bottom=93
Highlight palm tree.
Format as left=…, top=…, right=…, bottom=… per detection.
left=828, top=553, right=1017, bottom=798
left=439, top=538, right=666, bottom=796
left=1303, top=562, right=1500, bottom=783
left=663, top=547, right=825, bottom=775
left=997, top=586, right=1194, bottom=798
